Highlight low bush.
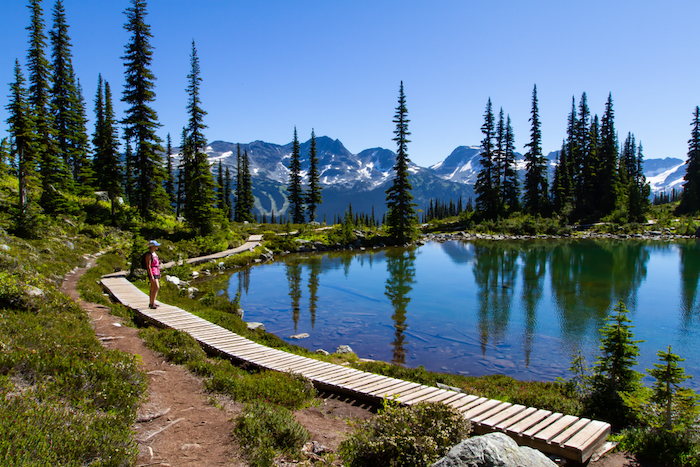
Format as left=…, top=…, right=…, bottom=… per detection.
left=339, top=400, right=471, bottom=467
left=234, top=402, right=310, bottom=467
left=616, top=426, right=700, bottom=467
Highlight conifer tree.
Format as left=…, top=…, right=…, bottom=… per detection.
left=288, top=127, right=304, bottom=223
left=588, top=300, right=644, bottom=427
left=385, top=82, right=416, bottom=243
left=574, top=93, right=593, bottom=218
left=648, top=346, right=698, bottom=431
left=678, top=106, right=700, bottom=214
left=181, top=40, right=216, bottom=234
left=50, top=0, right=88, bottom=192
left=123, top=132, right=134, bottom=203
left=0, top=138, right=10, bottom=174
left=224, top=165, right=233, bottom=220
left=306, top=129, right=322, bottom=222
left=241, top=149, right=255, bottom=221
left=523, top=84, right=548, bottom=215
left=217, top=160, right=225, bottom=209
left=598, top=93, right=619, bottom=215
left=502, top=115, right=519, bottom=213
left=552, top=140, right=573, bottom=213
left=6, top=59, right=37, bottom=219
left=475, top=98, right=497, bottom=217
left=70, top=77, right=92, bottom=191
left=121, top=0, right=168, bottom=217
left=100, top=82, right=123, bottom=218
left=234, top=143, right=242, bottom=221
left=28, top=0, right=71, bottom=213
left=165, top=133, right=175, bottom=204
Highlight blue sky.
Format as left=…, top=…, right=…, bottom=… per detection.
left=2, top=0, right=699, bottom=166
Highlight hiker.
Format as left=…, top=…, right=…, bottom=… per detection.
left=145, top=240, right=161, bottom=309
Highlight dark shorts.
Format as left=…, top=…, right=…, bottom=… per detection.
left=150, top=274, right=160, bottom=281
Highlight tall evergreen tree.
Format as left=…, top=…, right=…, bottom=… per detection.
left=70, top=77, right=92, bottom=191
left=288, top=127, right=304, bottom=223
left=306, top=129, right=322, bottom=222
left=502, top=115, right=520, bottom=212
left=552, top=140, right=573, bottom=213
left=121, top=0, right=168, bottom=217
left=223, top=165, right=233, bottom=220
left=6, top=59, right=37, bottom=219
left=28, top=0, right=71, bottom=213
left=0, top=138, right=10, bottom=174
left=123, top=132, right=134, bottom=203
left=628, top=142, right=650, bottom=221
left=97, top=81, right=122, bottom=218
left=598, top=93, right=619, bottom=215
left=234, top=143, right=242, bottom=221
left=574, top=92, right=593, bottom=217
left=165, top=132, right=175, bottom=204
left=523, top=84, right=548, bottom=214
left=475, top=98, right=498, bottom=217
left=678, top=106, right=700, bottom=214
left=385, top=81, right=416, bottom=243
left=240, top=149, right=255, bottom=222
left=217, top=160, right=225, bottom=209
left=182, top=40, right=216, bottom=234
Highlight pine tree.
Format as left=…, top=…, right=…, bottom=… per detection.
left=552, top=140, right=573, bottom=213
left=475, top=98, right=497, bottom=217
left=649, top=346, right=698, bottom=430
left=574, top=93, right=594, bottom=218
left=123, top=132, right=134, bottom=203
left=678, top=106, right=700, bottom=214
left=97, top=81, right=122, bottom=218
left=306, top=129, right=322, bottom=222
left=6, top=59, right=37, bottom=219
left=234, top=143, right=242, bottom=221
left=70, top=77, right=92, bottom=192
left=0, top=138, right=10, bottom=175
left=598, top=93, right=619, bottom=215
left=589, top=300, right=644, bottom=427
left=28, top=0, right=71, bottom=213
left=523, top=84, right=548, bottom=215
left=217, top=160, right=225, bottom=209
left=223, top=165, right=233, bottom=220
left=385, top=81, right=416, bottom=243
left=241, top=149, right=255, bottom=221
left=121, top=0, right=168, bottom=217
left=288, top=127, right=304, bottom=223
left=502, top=115, right=520, bottom=213
left=165, top=133, right=175, bottom=204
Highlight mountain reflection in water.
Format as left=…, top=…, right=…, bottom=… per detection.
left=225, top=239, right=700, bottom=388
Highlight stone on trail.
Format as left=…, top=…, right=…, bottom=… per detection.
left=431, top=432, right=557, bottom=467
left=315, top=349, right=330, bottom=356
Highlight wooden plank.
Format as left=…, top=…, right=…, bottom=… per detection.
left=479, top=404, right=526, bottom=428
left=467, top=401, right=512, bottom=423
left=334, top=372, right=385, bottom=388
left=471, top=402, right=514, bottom=424
left=551, top=418, right=590, bottom=446
left=352, top=377, right=405, bottom=394
left=395, top=386, right=442, bottom=404
left=458, top=397, right=490, bottom=414
left=564, top=422, right=611, bottom=463
left=445, top=394, right=479, bottom=410
left=406, top=389, right=451, bottom=404
left=494, top=406, right=537, bottom=431
left=370, top=381, right=421, bottom=398
left=528, top=414, right=577, bottom=441
left=506, top=410, right=553, bottom=437
left=300, top=365, right=354, bottom=380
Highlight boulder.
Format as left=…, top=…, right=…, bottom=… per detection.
left=25, top=286, right=44, bottom=298
left=289, top=333, right=310, bottom=339
left=315, top=349, right=330, bottom=356
left=335, top=344, right=353, bottom=354
left=0, top=244, right=9, bottom=252
left=165, top=275, right=181, bottom=286
left=247, top=322, right=265, bottom=332
left=431, top=432, right=557, bottom=467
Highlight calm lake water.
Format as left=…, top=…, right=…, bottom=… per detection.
left=222, top=239, right=700, bottom=388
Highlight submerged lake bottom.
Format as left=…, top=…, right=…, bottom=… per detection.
left=220, top=238, right=700, bottom=389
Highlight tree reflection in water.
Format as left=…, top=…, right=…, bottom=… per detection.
left=384, top=249, right=416, bottom=365
left=285, top=261, right=303, bottom=333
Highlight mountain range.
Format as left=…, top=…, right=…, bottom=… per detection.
left=193, top=136, right=686, bottom=220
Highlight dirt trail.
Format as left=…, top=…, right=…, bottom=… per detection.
left=60, top=255, right=372, bottom=467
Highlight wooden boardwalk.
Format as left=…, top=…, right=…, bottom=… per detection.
left=100, top=236, right=609, bottom=463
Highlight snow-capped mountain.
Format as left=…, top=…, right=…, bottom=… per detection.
left=193, top=136, right=687, bottom=220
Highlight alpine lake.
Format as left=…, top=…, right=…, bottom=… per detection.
left=214, top=238, right=700, bottom=389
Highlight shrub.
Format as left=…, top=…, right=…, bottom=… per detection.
left=234, top=402, right=310, bottom=467
left=140, top=328, right=207, bottom=365
left=339, top=401, right=471, bottom=467
left=206, top=369, right=316, bottom=409
left=617, top=426, right=700, bottom=467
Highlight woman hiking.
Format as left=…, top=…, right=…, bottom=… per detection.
left=145, top=240, right=161, bottom=309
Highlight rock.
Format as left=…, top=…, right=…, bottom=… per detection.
left=289, top=333, right=310, bottom=339
left=191, top=271, right=199, bottom=278
left=302, top=441, right=330, bottom=455
left=437, top=382, right=463, bottom=393
left=335, top=345, right=353, bottom=354
left=187, top=287, right=198, bottom=299
left=431, top=432, right=557, bottom=467
left=165, top=275, right=181, bottom=286
left=0, top=244, right=9, bottom=251
left=247, top=322, right=265, bottom=332
left=315, top=349, right=330, bottom=356
left=25, top=286, right=44, bottom=298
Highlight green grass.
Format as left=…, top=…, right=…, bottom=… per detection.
left=0, top=221, right=146, bottom=466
